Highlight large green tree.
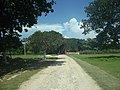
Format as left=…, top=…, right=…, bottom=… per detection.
left=0, top=0, right=55, bottom=60
left=28, top=31, right=63, bottom=54
left=81, top=0, right=120, bottom=49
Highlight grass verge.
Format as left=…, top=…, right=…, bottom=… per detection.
left=12, top=54, right=43, bottom=59
left=0, top=54, right=61, bottom=90
left=0, top=70, right=40, bottom=90
left=69, top=54, right=120, bottom=90
left=12, top=54, right=58, bottom=60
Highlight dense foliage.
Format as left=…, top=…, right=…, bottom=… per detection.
left=81, top=0, right=120, bottom=49
left=26, top=31, right=100, bottom=54
left=11, top=32, right=120, bottom=55
left=0, top=0, right=55, bottom=53
left=63, top=38, right=98, bottom=52
left=28, top=31, right=63, bottom=54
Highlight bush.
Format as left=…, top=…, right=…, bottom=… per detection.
left=79, top=49, right=120, bottom=54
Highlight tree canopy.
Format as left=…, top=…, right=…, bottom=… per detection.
left=81, top=0, right=120, bottom=49
left=0, top=35, right=22, bottom=52
left=63, top=38, right=79, bottom=52
left=0, top=0, right=55, bottom=52
left=28, top=31, right=63, bottom=54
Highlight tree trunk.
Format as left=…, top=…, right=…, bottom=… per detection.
left=2, top=51, right=8, bottom=64
left=43, top=51, right=46, bottom=60
left=2, top=31, right=9, bottom=64
left=24, top=43, right=26, bottom=55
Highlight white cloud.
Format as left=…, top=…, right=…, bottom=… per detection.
left=21, top=24, right=64, bottom=38
left=62, top=18, right=96, bottom=39
left=63, top=18, right=81, bottom=33
left=21, top=18, right=96, bottom=39
left=64, top=35, right=70, bottom=38
left=36, top=24, right=64, bottom=33
left=21, top=26, right=37, bottom=38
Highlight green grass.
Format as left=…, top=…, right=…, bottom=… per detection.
left=0, top=54, right=60, bottom=90
left=69, top=54, right=120, bottom=90
left=12, top=54, right=58, bottom=59
left=12, top=54, right=43, bottom=59
left=0, top=70, right=39, bottom=90
left=0, top=54, right=42, bottom=90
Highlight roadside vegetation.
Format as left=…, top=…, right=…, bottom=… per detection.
left=0, top=70, right=39, bottom=90
left=0, top=55, right=58, bottom=90
left=12, top=54, right=43, bottom=59
left=69, top=54, right=120, bottom=90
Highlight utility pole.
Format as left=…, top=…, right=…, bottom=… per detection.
left=24, top=43, right=26, bottom=55
left=22, top=38, right=27, bottom=55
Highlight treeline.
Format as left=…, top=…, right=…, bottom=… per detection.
left=11, top=31, right=120, bottom=55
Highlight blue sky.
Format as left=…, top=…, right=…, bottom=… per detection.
left=22, top=0, right=96, bottom=39
left=38, top=0, right=91, bottom=24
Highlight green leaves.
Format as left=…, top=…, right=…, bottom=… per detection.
left=28, top=31, right=63, bottom=54
left=0, top=0, right=55, bottom=52
left=82, top=0, right=120, bottom=49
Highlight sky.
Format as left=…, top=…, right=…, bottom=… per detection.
left=22, top=0, right=96, bottom=39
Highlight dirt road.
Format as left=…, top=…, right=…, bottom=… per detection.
left=18, top=55, right=101, bottom=90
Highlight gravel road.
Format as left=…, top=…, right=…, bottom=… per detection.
left=18, top=55, right=101, bottom=90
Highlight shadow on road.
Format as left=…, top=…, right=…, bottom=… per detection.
left=0, top=57, right=65, bottom=78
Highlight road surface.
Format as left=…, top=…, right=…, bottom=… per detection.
left=18, top=55, right=101, bottom=90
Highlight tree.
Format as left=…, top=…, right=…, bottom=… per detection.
left=81, top=0, right=120, bottom=49
left=28, top=31, right=63, bottom=55
left=63, top=38, right=79, bottom=52
left=77, top=39, right=95, bottom=51
left=44, top=31, right=63, bottom=54
left=0, top=0, right=55, bottom=61
left=0, top=35, right=22, bottom=62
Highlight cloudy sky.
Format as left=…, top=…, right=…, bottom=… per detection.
left=22, top=0, right=95, bottom=39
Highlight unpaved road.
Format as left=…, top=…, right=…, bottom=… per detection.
left=18, top=55, right=101, bottom=90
